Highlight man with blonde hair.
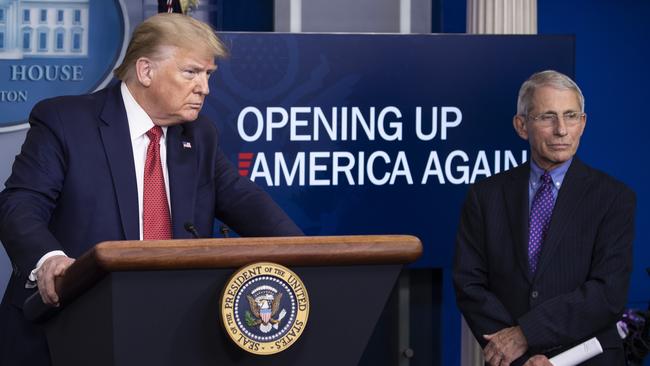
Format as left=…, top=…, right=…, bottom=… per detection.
left=454, top=70, right=635, bottom=365
left=0, top=13, right=302, bottom=365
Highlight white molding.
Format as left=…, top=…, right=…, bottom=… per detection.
left=467, top=0, right=537, bottom=34
left=290, top=0, right=301, bottom=33
left=399, top=0, right=411, bottom=34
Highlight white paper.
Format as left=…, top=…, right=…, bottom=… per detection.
left=549, top=337, right=603, bottom=366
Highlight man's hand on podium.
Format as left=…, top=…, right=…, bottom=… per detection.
left=37, top=255, right=76, bottom=306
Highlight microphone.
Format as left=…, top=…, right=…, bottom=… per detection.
left=184, top=222, right=200, bottom=239
left=220, top=224, right=230, bottom=238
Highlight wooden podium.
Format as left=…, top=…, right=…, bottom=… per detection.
left=24, top=235, right=422, bottom=366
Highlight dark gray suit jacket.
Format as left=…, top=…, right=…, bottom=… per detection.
left=454, top=158, right=636, bottom=365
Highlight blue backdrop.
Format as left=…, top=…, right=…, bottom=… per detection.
left=208, top=33, right=574, bottom=269
left=205, top=32, right=575, bottom=365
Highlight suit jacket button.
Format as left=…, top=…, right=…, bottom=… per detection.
left=531, top=291, right=539, bottom=299
left=12, top=264, right=21, bottom=277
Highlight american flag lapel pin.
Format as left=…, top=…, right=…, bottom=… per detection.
left=182, top=141, right=192, bottom=149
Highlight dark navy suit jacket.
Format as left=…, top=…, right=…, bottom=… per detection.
left=453, top=158, right=636, bottom=365
left=0, top=83, right=302, bottom=365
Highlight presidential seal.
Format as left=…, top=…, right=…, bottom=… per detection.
left=220, top=262, right=309, bottom=355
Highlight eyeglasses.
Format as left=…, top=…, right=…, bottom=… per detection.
left=526, top=111, right=585, bottom=127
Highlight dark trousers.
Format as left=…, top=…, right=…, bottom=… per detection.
left=0, top=299, right=51, bottom=366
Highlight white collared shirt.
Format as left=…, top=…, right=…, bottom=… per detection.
left=121, top=82, right=171, bottom=240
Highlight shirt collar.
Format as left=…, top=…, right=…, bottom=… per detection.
left=530, top=157, right=573, bottom=190
left=120, top=82, right=167, bottom=141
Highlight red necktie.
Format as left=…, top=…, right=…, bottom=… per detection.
left=143, top=126, right=172, bottom=240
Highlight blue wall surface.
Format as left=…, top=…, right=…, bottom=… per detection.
left=538, top=0, right=650, bottom=309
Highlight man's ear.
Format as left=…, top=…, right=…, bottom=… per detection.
left=135, top=57, right=155, bottom=87
left=513, top=115, right=528, bottom=140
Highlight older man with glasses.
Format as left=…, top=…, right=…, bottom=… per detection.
left=454, top=70, right=636, bottom=366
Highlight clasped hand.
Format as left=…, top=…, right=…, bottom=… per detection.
left=483, top=326, right=528, bottom=366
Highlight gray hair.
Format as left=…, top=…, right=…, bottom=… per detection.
left=516, top=70, right=585, bottom=116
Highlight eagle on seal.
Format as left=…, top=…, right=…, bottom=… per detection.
left=246, top=292, right=283, bottom=326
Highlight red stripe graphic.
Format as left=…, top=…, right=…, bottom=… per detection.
left=238, top=152, right=254, bottom=177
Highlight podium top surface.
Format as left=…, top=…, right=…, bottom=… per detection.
left=24, top=235, right=421, bottom=321
left=90, top=235, right=422, bottom=270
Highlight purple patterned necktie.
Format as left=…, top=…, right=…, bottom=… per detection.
left=528, top=172, right=554, bottom=273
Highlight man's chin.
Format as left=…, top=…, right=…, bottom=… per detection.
left=179, top=111, right=201, bottom=123
left=156, top=113, right=200, bottom=126
left=544, top=154, right=573, bottom=168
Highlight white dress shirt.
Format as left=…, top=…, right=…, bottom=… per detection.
left=121, top=82, right=171, bottom=239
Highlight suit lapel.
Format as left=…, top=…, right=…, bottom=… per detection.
left=533, top=158, right=592, bottom=281
left=503, top=162, right=532, bottom=283
left=98, top=84, right=139, bottom=240
left=166, top=124, right=198, bottom=238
